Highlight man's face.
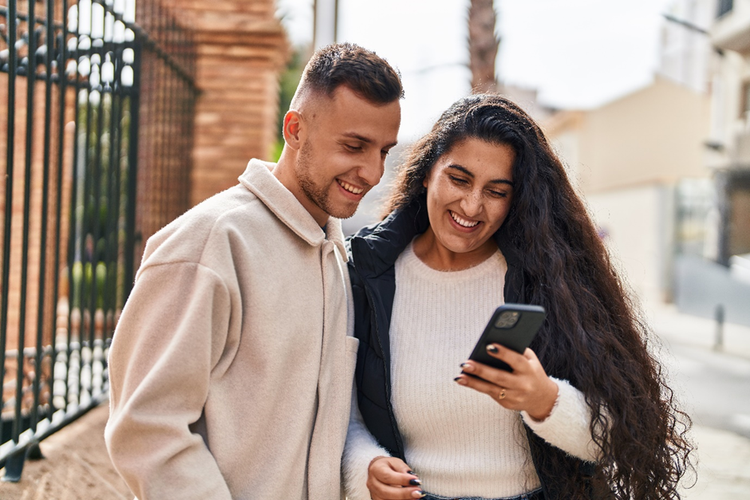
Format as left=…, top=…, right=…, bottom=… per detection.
left=291, top=86, right=401, bottom=225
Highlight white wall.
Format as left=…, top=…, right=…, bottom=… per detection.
left=584, top=184, right=674, bottom=307
left=659, top=0, right=715, bottom=93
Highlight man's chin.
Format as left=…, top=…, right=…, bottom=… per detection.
left=326, top=202, right=360, bottom=220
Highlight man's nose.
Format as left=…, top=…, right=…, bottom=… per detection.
left=358, top=153, right=385, bottom=187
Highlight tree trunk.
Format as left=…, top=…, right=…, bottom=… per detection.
left=468, top=0, right=499, bottom=93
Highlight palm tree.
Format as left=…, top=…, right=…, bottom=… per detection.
left=468, top=0, right=500, bottom=93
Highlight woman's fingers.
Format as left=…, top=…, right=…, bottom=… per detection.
left=454, top=369, right=512, bottom=406
left=457, top=345, right=558, bottom=418
left=367, top=457, right=425, bottom=499
left=485, top=343, right=529, bottom=369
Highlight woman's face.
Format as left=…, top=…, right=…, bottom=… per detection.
left=422, top=138, right=515, bottom=262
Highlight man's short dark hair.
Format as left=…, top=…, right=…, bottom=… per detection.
left=298, top=43, right=404, bottom=104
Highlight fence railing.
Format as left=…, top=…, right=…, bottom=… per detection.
left=0, top=0, right=197, bottom=481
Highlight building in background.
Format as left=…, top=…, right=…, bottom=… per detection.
left=542, top=76, right=711, bottom=306
left=542, top=0, right=750, bottom=324
left=659, top=0, right=715, bottom=93
left=161, top=0, right=289, bottom=206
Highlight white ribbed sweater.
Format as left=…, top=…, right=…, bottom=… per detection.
left=343, top=243, right=599, bottom=500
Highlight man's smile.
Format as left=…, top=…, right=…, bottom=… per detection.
left=337, top=179, right=365, bottom=195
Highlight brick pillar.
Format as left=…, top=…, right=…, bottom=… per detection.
left=165, top=0, right=289, bottom=205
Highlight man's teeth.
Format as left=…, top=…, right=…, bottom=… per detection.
left=450, top=211, right=479, bottom=228
left=338, top=180, right=364, bottom=195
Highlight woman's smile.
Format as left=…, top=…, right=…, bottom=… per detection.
left=449, top=210, right=481, bottom=229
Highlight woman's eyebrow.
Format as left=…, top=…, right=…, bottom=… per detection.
left=447, top=165, right=514, bottom=186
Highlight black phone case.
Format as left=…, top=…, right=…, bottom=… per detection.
left=468, top=303, right=546, bottom=372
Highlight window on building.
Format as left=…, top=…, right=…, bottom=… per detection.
left=741, top=80, right=750, bottom=119
left=717, top=0, right=734, bottom=18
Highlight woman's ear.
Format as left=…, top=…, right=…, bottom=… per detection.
left=283, top=111, right=302, bottom=149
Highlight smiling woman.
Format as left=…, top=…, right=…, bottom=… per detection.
left=416, top=139, right=515, bottom=271
left=343, top=93, right=694, bottom=500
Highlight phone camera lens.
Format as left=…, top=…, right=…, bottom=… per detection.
left=494, top=311, right=520, bottom=329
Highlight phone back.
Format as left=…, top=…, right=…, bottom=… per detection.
left=469, top=304, right=546, bottom=371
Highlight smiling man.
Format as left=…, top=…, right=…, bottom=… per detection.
left=105, top=43, right=402, bottom=500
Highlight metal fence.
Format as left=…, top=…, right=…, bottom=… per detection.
left=0, top=0, right=197, bottom=481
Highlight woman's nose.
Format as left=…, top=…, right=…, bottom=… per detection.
left=460, top=190, right=483, bottom=217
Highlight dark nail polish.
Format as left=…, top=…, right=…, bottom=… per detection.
left=453, top=376, right=462, bottom=382
left=460, top=362, right=468, bottom=368
left=416, top=491, right=426, bottom=498
left=409, top=478, right=422, bottom=486
left=486, top=344, right=499, bottom=353
left=407, top=470, right=414, bottom=474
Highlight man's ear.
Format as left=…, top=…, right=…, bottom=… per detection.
left=283, top=111, right=302, bottom=150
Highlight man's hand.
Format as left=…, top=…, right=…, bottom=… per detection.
left=367, top=456, right=425, bottom=499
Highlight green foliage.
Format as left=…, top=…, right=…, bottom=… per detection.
left=70, top=261, right=109, bottom=310
left=275, top=46, right=309, bottom=151
left=271, top=138, right=285, bottom=163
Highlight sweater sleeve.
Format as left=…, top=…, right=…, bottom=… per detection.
left=343, top=388, right=391, bottom=500
left=520, top=377, right=600, bottom=462
left=104, top=262, right=234, bottom=500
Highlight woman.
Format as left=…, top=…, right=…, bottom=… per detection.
left=343, top=94, right=693, bottom=500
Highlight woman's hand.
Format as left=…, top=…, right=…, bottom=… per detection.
left=455, top=344, right=558, bottom=421
left=367, top=456, right=425, bottom=499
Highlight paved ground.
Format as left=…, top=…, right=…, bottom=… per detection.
left=647, top=303, right=750, bottom=499
left=0, top=304, right=749, bottom=499
left=0, top=403, right=131, bottom=499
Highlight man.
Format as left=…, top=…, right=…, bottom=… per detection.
left=105, top=43, right=402, bottom=499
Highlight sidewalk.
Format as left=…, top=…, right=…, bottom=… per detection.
left=646, top=302, right=750, bottom=361
left=645, top=302, right=750, bottom=498
left=0, top=304, right=749, bottom=499
left=0, top=404, right=130, bottom=500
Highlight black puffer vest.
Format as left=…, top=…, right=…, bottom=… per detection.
left=346, top=195, right=601, bottom=500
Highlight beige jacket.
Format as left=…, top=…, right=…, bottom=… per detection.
left=105, top=159, right=358, bottom=499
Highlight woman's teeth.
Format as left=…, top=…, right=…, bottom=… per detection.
left=450, top=211, right=479, bottom=228
left=338, top=180, right=364, bottom=195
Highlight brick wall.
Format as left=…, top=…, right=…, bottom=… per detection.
left=163, top=0, right=289, bottom=205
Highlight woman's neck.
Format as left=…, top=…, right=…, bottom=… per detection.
left=412, top=228, right=499, bottom=271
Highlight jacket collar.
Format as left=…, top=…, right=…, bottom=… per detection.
left=348, top=194, right=522, bottom=277
left=239, top=159, right=346, bottom=256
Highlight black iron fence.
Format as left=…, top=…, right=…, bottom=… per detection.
left=0, top=0, right=197, bottom=481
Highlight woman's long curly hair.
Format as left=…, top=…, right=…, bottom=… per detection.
left=384, top=94, right=694, bottom=499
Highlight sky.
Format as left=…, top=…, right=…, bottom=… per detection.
left=275, top=0, right=674, bottom=142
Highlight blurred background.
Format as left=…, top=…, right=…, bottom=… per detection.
left=1, top=0, right=749, bottom=496
left=273, top=0, right=750, bottom=324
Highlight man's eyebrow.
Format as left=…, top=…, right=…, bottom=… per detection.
left=342, top=132, right=372, bottom=143
left=342, top=133, right=398, bottom=150
left=447, top=164, right=514, bottom=186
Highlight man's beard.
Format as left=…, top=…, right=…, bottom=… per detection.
left=296, top=141, right=359, bottom=220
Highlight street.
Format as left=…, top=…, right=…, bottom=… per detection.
left=664, top=341, right=750, bottom=439
left=650, top=306, right=750, bottom=498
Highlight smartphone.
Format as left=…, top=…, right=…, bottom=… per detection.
left=467, top=303, right=546, bottom=372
